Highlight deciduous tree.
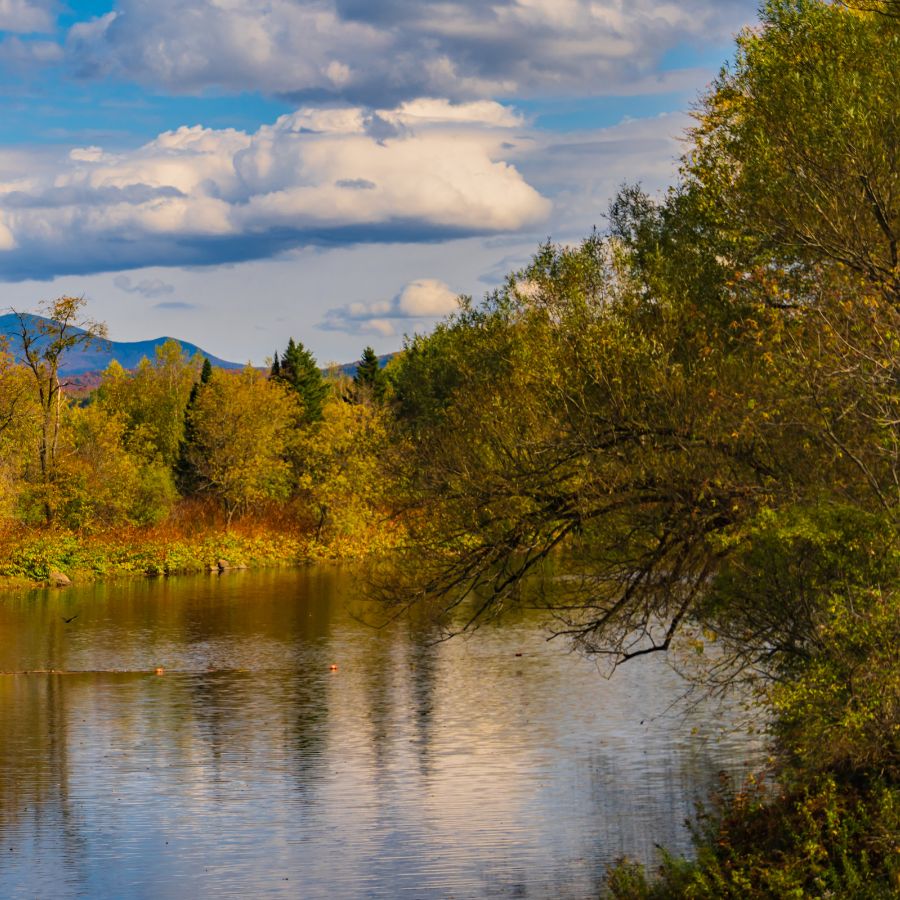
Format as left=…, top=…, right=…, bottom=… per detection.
left=688, top=0, right=900, bottom=304
left=184, top=366, right=300, bottom=524
left=97, top=339, right=200, bottom=467
left=9, top=297, right=107, bottom=524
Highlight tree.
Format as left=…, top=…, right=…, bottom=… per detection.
left=9, top=297, right=107, bottom=524
left=174, top=356, right=212, bottom=494
left=275, top=337, right=327, bottom=424
left=184, top=366, right=300, bottom=524
left=293, top=392, right=390, bottom=544
left=687, top=0, right=900, bottom=304
left=352, top=346, right=387, bottom=403
left=386, top=219, right=895, bottom=679
left=50, top=403, right=177, bottom=530
left=97, top=339, right=200, bottom=468
left=384, top=0, right=900, bottom=682
left=0, top=338, right=29, bottom=441
left=0, top=341, right=33, bottom=519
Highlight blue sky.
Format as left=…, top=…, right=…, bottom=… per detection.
left=0, top=0, right=758, bottom=365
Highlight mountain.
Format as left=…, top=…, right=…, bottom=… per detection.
left=0, top=313, right=243, bottom=376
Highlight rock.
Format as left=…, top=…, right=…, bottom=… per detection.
left=216, top=559, right=247, bottom=572
left=48, top=570, right=71, bottom=587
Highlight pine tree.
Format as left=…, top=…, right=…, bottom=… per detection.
left=276, top=338, right=327, bottom=424
left=270, top=351, right=281, bottom=379
left=280, top=338, right=298, bottom=384
left=353, top=346, right=387, bottom=403
left=175, top=357, right=212, bottom=494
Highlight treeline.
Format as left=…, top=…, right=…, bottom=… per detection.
left=0, top=302, right=392, bottom=548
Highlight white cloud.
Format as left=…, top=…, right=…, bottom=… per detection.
left=320, top=277, right=460, bottom=336
left=0, top=0, right=55, bottom=34
left=396, top=278, right=459, bottom=316
left=385, top=99, right=523, bottom=129
left=62, top=0, right=757, bottom=102
left=0, top=101, right=549, bottom=279
left=0, top=112, right=693, bottom=364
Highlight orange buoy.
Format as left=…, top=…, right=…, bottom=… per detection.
left=329, top=664, right=338, bottom=672
left=155, top=667, right=165, bottom=676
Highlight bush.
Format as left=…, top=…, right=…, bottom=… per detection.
left=605, top=775, right=900, bottom=898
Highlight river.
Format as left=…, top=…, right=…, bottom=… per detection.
left=0, top=566, right=760, bottom=898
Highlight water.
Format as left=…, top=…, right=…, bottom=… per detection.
left=0, top=567, right=761, bottom=898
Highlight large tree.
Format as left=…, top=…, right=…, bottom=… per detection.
left=9, top=297, right=107, bottom=524
left=388, top=0, right=900, bottom=688
left=388, top=234, right=807, bottom=664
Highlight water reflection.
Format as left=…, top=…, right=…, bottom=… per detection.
left=0, top=568, right=761, bottom=898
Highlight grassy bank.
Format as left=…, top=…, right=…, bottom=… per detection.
left=0, top=504, right=401, bottom=590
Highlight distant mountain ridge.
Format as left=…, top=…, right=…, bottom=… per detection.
left=0, top=313, right=243, bottom=375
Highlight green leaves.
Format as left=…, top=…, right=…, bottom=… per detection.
left=185, top=367, right=300, bottom=524
left=689, top=0, right=900, bottom=303
left=273, top=337, right=327, bottom=424
left=352, top=346, right=388, bottom=404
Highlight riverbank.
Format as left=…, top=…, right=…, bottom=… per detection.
left=0, top=514, right=400, bottom=591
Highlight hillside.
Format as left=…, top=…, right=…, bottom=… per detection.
left=0, top=313, right=243, bottom=375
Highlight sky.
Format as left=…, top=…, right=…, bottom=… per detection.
left=0, top=0, right=760, bottom=366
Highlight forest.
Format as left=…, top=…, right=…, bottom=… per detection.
left=0, top=0, right=897, bottom=894
left=0, top=300, right=398, bottom=576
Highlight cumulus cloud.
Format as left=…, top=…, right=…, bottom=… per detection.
left=320, top=278, right=460, bottom=336
left=0, top=0, right=55, bottom=34
left=0, top=101, right=549, bottom=279
left=396, top=278, right=460, bottom=316
left=63, top=0, right=757, bottom=103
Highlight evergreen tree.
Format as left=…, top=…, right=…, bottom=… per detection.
left=174, top=357, right=212, bottom=494
left=275, top=338, right=327, bottom=424
left=270, top=351, right=281, bottom=379
left=352, top=346, right=387, bottom=403
left=280, top=339, right=298, bottom=382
